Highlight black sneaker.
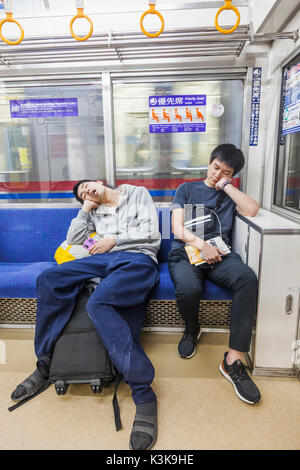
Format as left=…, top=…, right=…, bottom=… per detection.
left=177, top=328, right=201, bottom=359
left=219, top=352, right=261, bottom=404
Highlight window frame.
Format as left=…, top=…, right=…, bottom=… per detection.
left=0, top=68, right=248, bottom=206
left=108, top=69, right=248, bottom=192
left=0, top=74, right=105, bottom=207
left=272, top=49, right=300, bottom=223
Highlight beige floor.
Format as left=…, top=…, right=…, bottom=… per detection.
left=1, top=328, right=299, bottom=450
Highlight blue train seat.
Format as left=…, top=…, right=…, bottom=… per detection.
left=0, top=207, right=232, bottom=301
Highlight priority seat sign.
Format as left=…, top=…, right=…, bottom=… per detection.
left=149, top=95, right=206, bottom=133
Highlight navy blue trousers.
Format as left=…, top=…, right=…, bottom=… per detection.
left=35, top=251, right=159, bottom=405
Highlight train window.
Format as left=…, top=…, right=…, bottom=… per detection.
left=274, top=55, right=300, bottom=218
left=0, top=83, right=105, bottom=203
left=113, top=79, right=244, bottom=202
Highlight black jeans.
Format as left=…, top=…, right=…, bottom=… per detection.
left=168, top=248, right=258, bottom=352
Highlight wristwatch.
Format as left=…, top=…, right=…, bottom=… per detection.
left=222, top=179, right=231, bottom=191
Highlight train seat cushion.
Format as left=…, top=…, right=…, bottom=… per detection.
left=0, top=207, right=232, bottom=301
left=0, top=208, right=78, bottom=263
left=0, top=262, right=56, bottom=298
left=152, top=261, right=232, bottom=301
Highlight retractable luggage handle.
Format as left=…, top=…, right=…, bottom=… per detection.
left=140, top=0, right=164, bottom=38
left=215, top=0, right=240, bottom=35
left=0, top=0, right=24, bottom=45
left=70, top=0, right=93, bottom=41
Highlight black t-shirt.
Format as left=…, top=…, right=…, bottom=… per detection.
left=170, top=180, right=236, bottom=251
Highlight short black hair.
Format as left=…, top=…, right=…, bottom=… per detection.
left=209, top=144, right=245, bottom=176
left=72, top=179, right=115, bottom=204
left=73, top=179, right=93, bottom=204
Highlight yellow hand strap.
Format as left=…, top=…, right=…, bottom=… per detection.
left=215, top=0, right=240, bottom=35
left=140, top=1, right=164, bottom=38
left=0, top=8, right=24, bottom=45
left=70, top=1, right=93, bottom=41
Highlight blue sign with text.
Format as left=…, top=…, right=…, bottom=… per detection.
left=149, top=95, right=206, bottom=133
left=282, top=62, right=300, bottom=136
left=10, top=98, right=78, bottom=118
left=249, top=68, right=262, bottom=146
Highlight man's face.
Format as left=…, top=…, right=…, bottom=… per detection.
left=77, top=180, right=105, bottom=204
left=206, top=158, right=234, bottom=187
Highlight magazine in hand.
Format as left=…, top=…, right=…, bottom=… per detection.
left=185, top=236, right=231, bottom=266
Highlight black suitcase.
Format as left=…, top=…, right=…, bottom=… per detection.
left=49, top=279, right=122, bottom=430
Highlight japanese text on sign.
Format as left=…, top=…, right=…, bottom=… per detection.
left=10, top=98, right=79, bottom=118
left=149, top=95, right=206, bottom=133
left=282, top=62, right=300, bottom=136
left=249, top=68, right=262, bottom=146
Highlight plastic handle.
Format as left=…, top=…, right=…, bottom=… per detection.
left=215, top=0, right=240, bottom=35
left=140, top=3, right=164, bottom=38
left=285, top=295, right=294, bottom=316
left=0, top=12, right=24, bottom=45
left=70, top=7, right=93, bottom=41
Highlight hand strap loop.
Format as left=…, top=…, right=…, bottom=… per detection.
left=70, top=0, right=93, bottom=41
left=215, top=0, right=240, bottom=35
left=0, top=1, right=24, bottom=46
left=140, top=1, right=164, bottom=38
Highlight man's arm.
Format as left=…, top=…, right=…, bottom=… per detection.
left=171, top=208, right=204, bottom=250
left=66, top=200, right=97, bottom=245
left=171, top=208, right=225, bottom=264
left=115, top=186, right=161, bottom=247
left=216, top=178, right=259, bottom=217
left=89, top=188, right=160, bottom=255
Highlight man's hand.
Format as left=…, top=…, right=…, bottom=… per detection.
left=82, top=200, right=99, bottom=213
left=89, top=237, right=116, bottom=255
left=215, top=177, right=231, bottom=191
left=200, top=241, right=227, bottom=264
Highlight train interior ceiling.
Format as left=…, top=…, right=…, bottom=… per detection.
left=0, top=0, right=300, bottom=451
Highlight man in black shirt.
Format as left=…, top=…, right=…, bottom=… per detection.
left=168, top=144, right=261, bottom=405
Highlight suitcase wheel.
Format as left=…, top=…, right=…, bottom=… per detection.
left=55, top=380, right=68, bottom=395
left=91, top=379, right=102, bottom=394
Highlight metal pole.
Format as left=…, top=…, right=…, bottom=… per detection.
left=102, top=72, right=116, bottom=187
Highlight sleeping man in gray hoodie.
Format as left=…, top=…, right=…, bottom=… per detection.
left=11, top=180, right=161, bottom=450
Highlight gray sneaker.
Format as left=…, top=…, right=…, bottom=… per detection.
left=177, top=328, right=201, bottom=359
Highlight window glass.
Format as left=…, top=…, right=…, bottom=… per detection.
left=0, top=83, right=105, bottom=203
left=113, top=79, right=244, bottom=201
left=274, top=55, right=300, bottom=217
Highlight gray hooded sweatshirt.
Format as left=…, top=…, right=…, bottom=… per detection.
left=66, top=184, right=161, bottom=263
